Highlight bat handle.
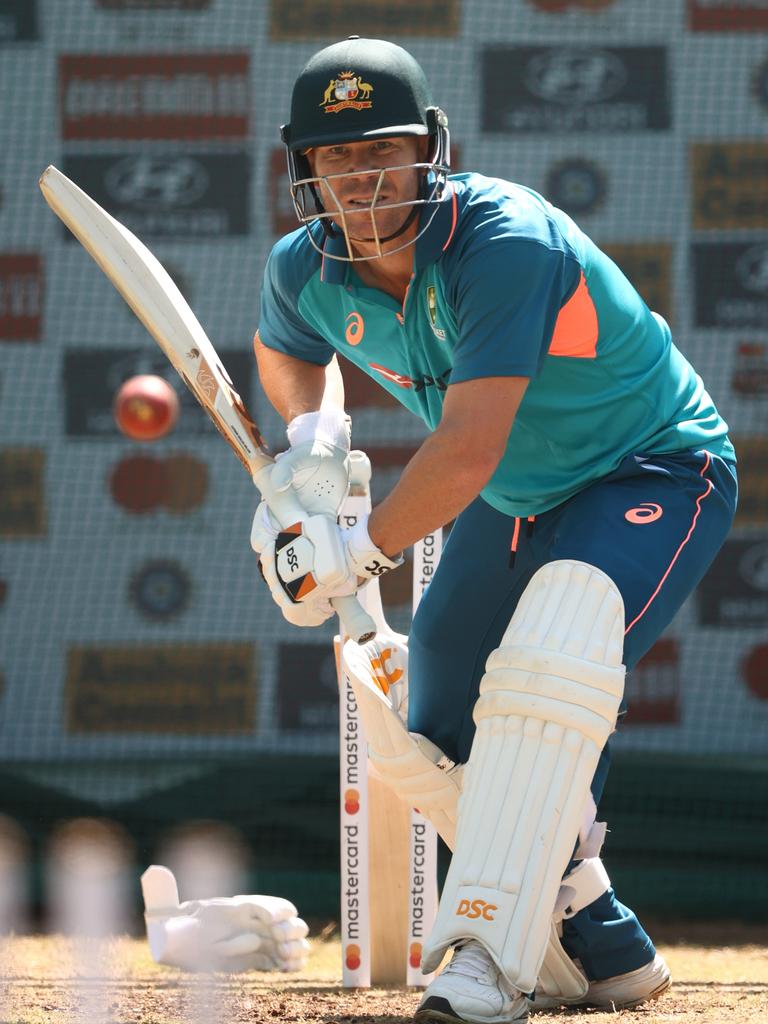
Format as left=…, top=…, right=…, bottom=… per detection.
left=332, top=594, right=377, bottom=645
left=252, top=465, right=377, bottom=645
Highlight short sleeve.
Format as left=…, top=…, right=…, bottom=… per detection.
left=448, top=238, right=580, bottom=384
left=258, top=241, right=335, bottom=367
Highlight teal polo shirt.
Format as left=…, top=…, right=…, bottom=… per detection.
left=258, top=172, right=733, bottom=517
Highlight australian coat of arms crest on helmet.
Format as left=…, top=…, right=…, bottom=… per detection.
left=320, top=71, right=374, bottom=113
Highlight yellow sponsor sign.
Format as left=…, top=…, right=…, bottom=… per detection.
left=0, top=448, right=46, bottom=537
left=731, top=437, right=768, bottom=528
left=602, top=243, right=673, bottom=324
left=270, top=0, right=459, bottom=39
left=691, top=142, right=768, bottom=230
left=66, top=644, right=257, bottom=734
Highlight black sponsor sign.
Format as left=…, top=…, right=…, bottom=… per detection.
left=63, top=348, right=253, bottom=438
left=697, top=538, right=768, bottom=626
left=0, top=0, right=38, bottom=42
left=276, top=642, right=339, bottom=731
left=482, top=45, right=670, bottom=133
left=692, top=240, right=768, bottom=329
left=61, top=153, right=249, bottom=238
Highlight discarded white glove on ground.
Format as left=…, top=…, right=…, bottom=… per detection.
left=141, top=865, right=310, bottom=973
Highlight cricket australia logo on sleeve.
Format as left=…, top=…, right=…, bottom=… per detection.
left=320, top=70, right=374, bottom=114
left=426, top=285, right=446, bottom=340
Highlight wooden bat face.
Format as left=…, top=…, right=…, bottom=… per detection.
left=39, top=166, right=377, bottom=644
left=38, top=165, right=271, bottom=478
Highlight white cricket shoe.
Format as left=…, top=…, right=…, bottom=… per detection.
left=529, top=952, right=671, bottom=1011
left=415, top=940, right=529, bottom=1024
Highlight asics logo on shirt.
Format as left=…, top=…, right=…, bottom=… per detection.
left=370, top=362, right=451, bottom=392
left=345, top=312, right=364, bottom=346
left=625, top=503, right=663, bottom=524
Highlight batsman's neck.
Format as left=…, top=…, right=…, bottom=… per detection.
left=350, top=245, right=415, bottom=303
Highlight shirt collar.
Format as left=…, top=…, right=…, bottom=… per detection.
left=318, top=181, right=458, bottom=285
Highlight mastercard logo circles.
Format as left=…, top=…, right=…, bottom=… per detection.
left=109, top=454, right=208, bottom=513
left=345, top=944, right=362, bottom=970
left=344, top=788, right=360, bottom=814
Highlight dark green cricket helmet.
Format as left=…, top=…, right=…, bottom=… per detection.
left=281, top=36, right=450, bottom=260
left=282, top=35, right=442, bottom=150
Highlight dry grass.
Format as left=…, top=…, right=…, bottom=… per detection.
left=1, top=922, right=766, bottom=1023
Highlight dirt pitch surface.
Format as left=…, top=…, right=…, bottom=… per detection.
left=1, top=921, right=766, bottom=1024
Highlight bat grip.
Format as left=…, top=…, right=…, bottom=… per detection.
left=252, top=465, right=377, bottom=645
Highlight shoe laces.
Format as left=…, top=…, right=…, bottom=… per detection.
left=443, top=940, right=497, bottom=985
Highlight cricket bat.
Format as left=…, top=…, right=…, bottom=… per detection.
left=38, top=165, right=375, bottom=645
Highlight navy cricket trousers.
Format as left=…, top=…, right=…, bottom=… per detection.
left=408, top=448, right=737, bottom=980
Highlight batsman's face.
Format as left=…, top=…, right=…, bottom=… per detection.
left=306, top=136, right=427, bottom=248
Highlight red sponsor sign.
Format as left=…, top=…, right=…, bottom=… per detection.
left=689, top=0, right=768, bottom=30
left=0, top=254, right=43, bottom=342
left=624, top=638, right=680, bottom=724
left=96, top=1, right=210, bottom=7
left=59, top=54, right=249, bottom=140
left=529, top=0, right=616, bottom=10
left=270, top=148, right=298, bottom=237
left=742, top=644, right=768, bottom=701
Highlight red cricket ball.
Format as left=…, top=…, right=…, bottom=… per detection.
left=113, top=374, right=180, bottom=442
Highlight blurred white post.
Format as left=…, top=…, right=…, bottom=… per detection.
left=0, top=816, right=30, bottom=1022
left=156, top=821, right=249, bottom=1024
left=46, top=818, right=133, bottom=1024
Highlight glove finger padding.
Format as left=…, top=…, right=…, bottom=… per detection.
left=271, top=407, right=352, bottom=517
left=250, top=499, right=281, bottom=555
left=270, top=439, right=351, bottom=516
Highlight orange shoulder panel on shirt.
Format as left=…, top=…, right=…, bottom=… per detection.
left=548, top=271, right=598, bottom=359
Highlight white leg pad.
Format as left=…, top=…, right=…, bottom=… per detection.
left=342, top=635, right=464, bottom=848
left=420, top=560, right=625, bottom=992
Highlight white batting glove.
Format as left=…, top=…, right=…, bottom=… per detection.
left=249, top=410, right=353, bottom=558
left=141, top=865, right=310, bottom=974
left=259, top=512, right=402, bottom=627
left=250, top=498, right=282, bottom=555
left=271, top=408, right=352, bottom=516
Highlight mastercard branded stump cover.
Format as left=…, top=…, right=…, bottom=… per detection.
left=113, top=375, right=180, bottom=442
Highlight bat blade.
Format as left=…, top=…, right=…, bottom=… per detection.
left=38, top=165, right=376, bottom=644
left=38, top=165, right=270, bottom=477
